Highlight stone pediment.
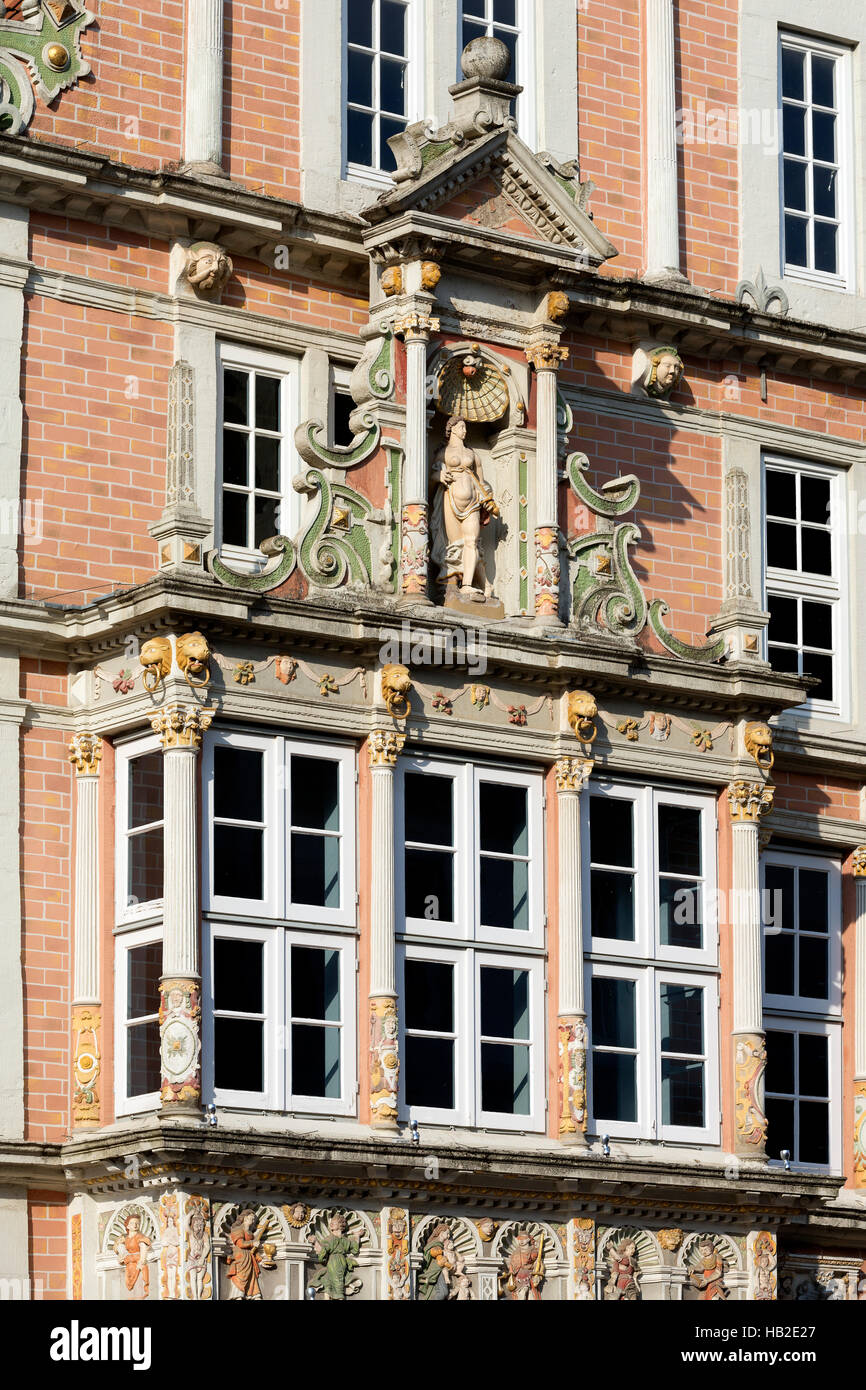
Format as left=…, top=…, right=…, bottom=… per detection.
left=362, top=128, right=617, bottom=272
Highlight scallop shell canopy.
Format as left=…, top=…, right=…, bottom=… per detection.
left=436, top=353, right=510, bottom=423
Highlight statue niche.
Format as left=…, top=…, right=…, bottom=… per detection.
left=431, top=415, right=502, bottom=612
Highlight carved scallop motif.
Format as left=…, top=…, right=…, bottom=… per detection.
left=435, top=349, right=510, bottom=423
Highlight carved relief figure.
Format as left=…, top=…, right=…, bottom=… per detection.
left=115, top=1213, right=152, bottom=1300
left=308, top=1212, right=362, bottom=1300
left=689, top=1239, right=730, bottom=1300
left=643, top=346, right=684, bottom=399
left=185, top=241, right=233, bottom=299
left=604, top=1238, right=640, bottom=1300
left=176, top=631, right=211, bottom=687
left=186, top=1207, right=211, bottom=1301
left=499, top=1228, right=545, bottom=1301
left=417, top=1221, right=465, bottom=1301
left=226, top=1209, right=266, bottom=1300
left=431, top=415, right=500, bottom=599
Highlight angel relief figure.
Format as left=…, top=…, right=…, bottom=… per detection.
left=689, top=1239, right=730, bottom=1301
left=115, top=1213, right=153, bottom=1301
left=431, top=416, right=500, bottom=602
left=604, top=1238, right=640, bottom=1301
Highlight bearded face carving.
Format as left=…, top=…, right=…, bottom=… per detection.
left=185, top=242, right=233, bottom=300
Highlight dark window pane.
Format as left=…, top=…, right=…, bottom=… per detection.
left=766, top=1096, right=795, bottom=1159
left=591, top=870, right=634, bottom=941
left=766, top=1029, right=795, bottom=1094
left=127, top=1021, right=160, bottom=1097
left=463, top=17, right=485, bottom=51
left=799, top=1032, right=828, bottom=1097
left=660, top=880, right=702, bottom=950
left=661, top=1058, right=705, bottom=1127
left=766, top=469, right=797, bottom=519
left=592, top=977, right=635, bottom=1049
left=481, top=856, right=529, bottom=930
left=783, top=159, right=807, bottom=211
left=292, top=1024, right=340, bottom=1098
left=590, top=796, right=633, bottom=867
left=405, top=1035, right=454, bottom=1108
left=213, top=825, right=263, bottom=899
left=798, top=1100, right=829, bottom=1164
left=812, top=166, right=837, bottom=220
left=214, top=746, right=263, bottom=822
left=405, top=960, right=453, bottom=1032
left=782, top=104, right=806, bottom=156
left=767, top=594, right=798, bottom=644
left=221, top=489, right=248, bottom=548
left=801, top=601, right=832, bottom=650
left=498, top=27, right=517, bottom=83
left=405, top=848, right=453, bottom=921
left=813, top=220, right=838, bottom=275
left=660, top=984, right=703, bottom=1054
left=658, top=804, right=701, bottom=876
left=481, top=1042, right=530, bottom=1115
left=254, top=375, right=280, bottom=432
left=254, top=494, right=280, bottom=547
left=463, top=0, right=485, bottom=16
left=781, top=46, right=805, bottom=101
left=380, top=0, right=406, bottom=54
left=766, top=520, right=797, bottom=570
left=811, top=54, right=835, bottom=108
left=214, top=939, right=263, bottom=1014
left=480, top=967, right=529, bottom=1040
left=215, top=1018, right=263, bottom=1091
left=129, top=752, right=163, bottom=829
left=255, top=436, right=280, bottom=493
left=347, top=47, right=373, bottom=106
left=765, top=930, right=795, bottom=996
left=379, top=116, right=406, bottom=171
left=479, top=782, right=528, bottom=855
left=291, top=946, right=340, bottom=1021
left=347, top=108, right=373, bottom=166
left=592, top=1051, right=636, bottom=1123
left=800, top=474, right=830, bottom=524
left=291, top=831, right=340, bottom=908
left=765, top=864, right=795, bottom=932
left=784, top=214, right=808, bottom=266
left=333, top=392, right=355, bottom=447
left=405, top=772, right=452, bottom=845
left=128, top=942, right=161, bottom=1018
left=380, top=56, right=406, bottom=114
left=799, top=869, right=829, bottom=932
left=801, top=526, right=832, bottom=576
left=292, top=757, right=340, bottom=831
left=768, top=643, right=800, bottom=675
left=222, top=429, right=248, bottom=487
left=812, top=110, right=836, bottom=163
left=129, top=828, right=164, bottom=907
left=347, top=0, right=372, bottom=46
left=493, top=0, right=516, bottom=23
left=223, top=368, right=248, bottom=425
left=802, top=651, right=833, bottom=702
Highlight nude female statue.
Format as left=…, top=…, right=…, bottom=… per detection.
left=430, top=415, right=500, bottom=599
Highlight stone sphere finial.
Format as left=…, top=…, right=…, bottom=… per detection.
left=461, top=35, right=512, bottom=81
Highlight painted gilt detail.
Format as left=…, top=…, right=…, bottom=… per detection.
left=566, top=690, right=598, bottom=743
left=380, top=666, right=412, bottom=719
left=735, top=1033, right=768, bottom=1150
left=554, top=757, right=593, bottom=793
left=852, top=847, right=866, bottom=878
left=558, top=1016, right=587, bottom=1136
left=72, top=1005, right=101, bottom=1127
left=534, top=524, right=560, bottom=618
left=159, top=977, right=202, bottom=1107
left=751, top=1231, right=778, bottom=1301
left=0, top=0, right=94, bottom=135
left=369, top=997, right=400, bottom=1125
left=368, top=730, right=405, bottom=768
left=727, top=780, right=775, bottom=823
left=68, top=731, right=101, bottom=777
left=392, top=311, right=440, bottom=341
left=744, top=721, right=774, bottom=772
left=151, top=704, right=214, bottom=751
left=570, top=1218, right=595, bottom=1299
left=854, top=1082, right=866, bottom=1186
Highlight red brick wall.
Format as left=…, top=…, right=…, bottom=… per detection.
left=28, top=1191, right=68, bottom=1300
left=224, top=0, right=301, bottom=198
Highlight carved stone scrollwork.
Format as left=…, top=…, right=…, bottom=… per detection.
left=554, top=757, right=593, bottom=793
left=727, top=780, right=774, bottom=823
left=0, top=1, right=94, bottom=135
left=150, top=704, right=214, bottom=751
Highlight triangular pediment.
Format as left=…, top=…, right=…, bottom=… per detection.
left=363, top=128, right=618, bottom=267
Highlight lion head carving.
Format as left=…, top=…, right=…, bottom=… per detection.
left=140, top=636, right=172, bottom=692
left=176, top=632, right=211, bottom=688
left=567, top=689, right=598, bottom=743
left=381, top=664, right=412, bottom=719
left=744, top=721, right=774, bottom=771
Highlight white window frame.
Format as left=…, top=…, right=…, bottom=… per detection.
left=216, top=343, right=301, bottom=573
left=114, top=733, right=164, bottom=926
left=202, top=922, right=357, bottom=1117
left=763, top=1015, right=842, bottom=1173
left=457, top=0, right=537, bottom=149
left=114, top=923, right=163, bottom=1118
left=762, top=453, right=848, bottom=720
left=398, top=943, right=545, bottom=1133
left=585, top=961, right=720, bottom=1146
left=582, top=782, right=718, bottom=967
left=203, top=730, right=357, bottom=928
left=761, top=849, right=842, bottom=1015
left=397, top=754, right=544, bottom=947
left=343, top=0, right=425, bottom=186
left=778, top=31, right=854, bottom=294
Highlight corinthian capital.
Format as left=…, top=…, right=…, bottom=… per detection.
left=369, top=729, right=406, bottom=768
left=554, top=756, right=593, bottom=793
left=69, top=732, right=102, bottom=777
left=393, top=311, right=440, bottom=342
left=853, top=846, right=866, bottom=877
left=525, top=339, right=568, bottom=372
left=727, top=779, right=774, bottom=823
left=150, top=704, right=214, bottom=751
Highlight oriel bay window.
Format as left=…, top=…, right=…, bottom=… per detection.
left=397, top=756, right=544, bottom=1131
left=115, top=926, right=163, bottom=1115
left=584, top=782, right=720, bottom=1144
left=115, top=735, right=164, bottom=923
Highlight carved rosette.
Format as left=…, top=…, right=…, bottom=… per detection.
left=150, top=704, right=214, bottom=751
left=727, top=780, right=775, bottom=823
left=558, top=1016, right=587, bottom=1137
left=384, top=1208, right=411, bottom=1300
left=68, top=732, right=102, bottom=777
left=751, top=1231, right=777, bottom=1301
left=158, top=978, right=202, bottom=1107
left=854, top=1082, right=866, bottom=1186
left=368, top=730, right=406, bottom=769
left=369, top=996, right=400, bottom=1124
left=72, top=1005, right=101, bottom=1127
left=534, top=524, right=560, bottom=618
left=554, top=757, right=593, bottom=793
left=735, top=1033, right=768, bottom=1151
left=400, top=501, right=429, bottom=596
left=569, top=1218, right=595, bottom=1300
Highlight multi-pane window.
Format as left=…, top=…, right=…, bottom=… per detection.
left=459, top=1, right=534, bottom=142
left=762, top=852, right=841, bottom=1171
left=584, top=783, right=719, bottom=1143
left=115, top=738, right=164, bottom=922
left=398, top=756, right=544, bottom=1131
left=330, top=364, right=356, bottom=449
left=218, top=346, right=299, bottom=560
left=115, top=929, right=162, bottom=1112
left=763, top=457, right=844, bottom=712
left=780, top=34, right=850, bottom=285
left=346, top=0, right=415, bottom=176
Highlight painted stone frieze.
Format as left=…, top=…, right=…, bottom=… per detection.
left=750, top=1231, right=777, bottom=1301
left=384, top=1208, right=411, bottom=1301
left=683, top=1234, right=734, bottom=1301
left=557, top=1016, right=587, bottom=1137
left=369, top=996, right=400, bottom=1125
left=72, top=1005, right=101, bottom=1127
left=735, top=1034, right=768, bottom=1152
left=158, top=1193, right=182, bottom=1301
left=111, top=1206, right=156, bottom=1302
left=414, top=1216, right=476, bottom=1301
left=158, top=978, right=202, bottom=1107
left=498, top=1225, right=545, bottom=1300
left=185, top=1195, right=213, bottom=1301
left=854, top=1082, right=866, bottom=1187
left=569, top=1218, right=595, bottom=1300
left=306, top=1210, right=365, bottom=1301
